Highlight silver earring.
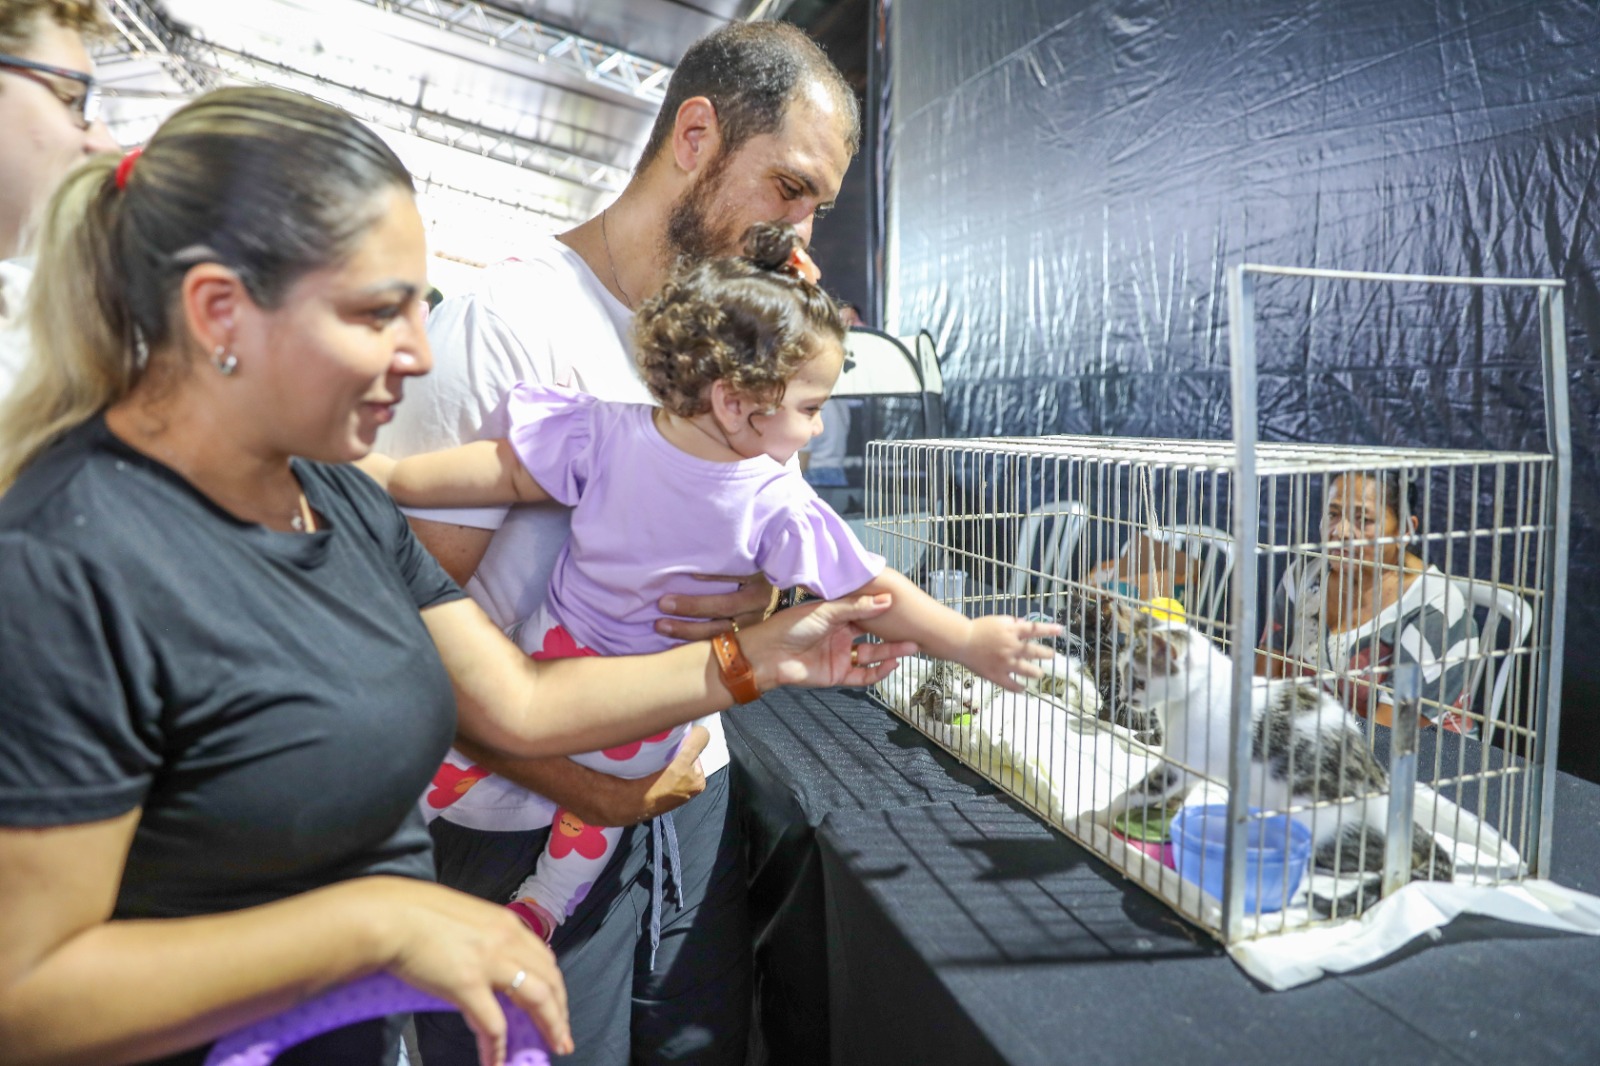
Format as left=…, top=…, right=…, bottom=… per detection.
left=212, top=345, right=239, bottom=376
left=128, top=328, right=149, bottom=373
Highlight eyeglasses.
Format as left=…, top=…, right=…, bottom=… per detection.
left=0, top=52, right=100, bottom=129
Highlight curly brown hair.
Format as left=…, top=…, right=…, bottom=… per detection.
left=634, top=222, right=846, bottom=417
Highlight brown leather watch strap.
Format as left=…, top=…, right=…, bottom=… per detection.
left=711, top=631, right=761, bottom=704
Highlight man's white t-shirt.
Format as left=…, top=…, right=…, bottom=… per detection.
left=379, top=238, right=730, bottom=825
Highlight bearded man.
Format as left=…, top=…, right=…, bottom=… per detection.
left=378, top=20, right=859, bottom=1066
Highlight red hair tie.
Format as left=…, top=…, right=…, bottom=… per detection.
left=786, top=246, right=822, bottom=285
left=115, top=147, right=143, bottom=191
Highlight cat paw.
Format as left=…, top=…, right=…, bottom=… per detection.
left=1084, top=806, right=1116, bottom=830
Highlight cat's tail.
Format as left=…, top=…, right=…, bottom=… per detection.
left=1308, top=820, right=1454, bottom=918
left=1309, top=821, right=1382, bottom=918
left=1409, top=822, right=1454, bottom=883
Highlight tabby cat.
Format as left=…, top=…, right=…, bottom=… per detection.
left=908, top=659, right=980, bottom=723
left=907, top=653, right=1099, bottom=723
left=1053, top=593, right=1161, bottom=744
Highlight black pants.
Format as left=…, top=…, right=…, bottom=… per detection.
left=416, top=767, right=751, bottom=1066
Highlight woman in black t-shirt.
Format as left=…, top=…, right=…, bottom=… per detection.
left=0, top=88, right=918, bottom=1066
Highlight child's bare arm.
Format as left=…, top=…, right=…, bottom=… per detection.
left=388, top=440, right=551, bottom=508
left=850, top=568, right=1058, bottom=692
left=353, top=452, right=397, bottom=488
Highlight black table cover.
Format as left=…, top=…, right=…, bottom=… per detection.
left=728, top=687, right=1600, bottom=1066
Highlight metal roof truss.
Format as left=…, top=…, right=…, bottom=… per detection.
left=359, top=0, right=672, bottom=103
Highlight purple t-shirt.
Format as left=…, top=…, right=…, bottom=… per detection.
left=506, top=383, right=886, bottom=657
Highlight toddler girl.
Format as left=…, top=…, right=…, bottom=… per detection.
left=366, top=223, right=1057, bottom=940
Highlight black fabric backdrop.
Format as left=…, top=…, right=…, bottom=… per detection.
left=882, top=0, right=1600, bottom=779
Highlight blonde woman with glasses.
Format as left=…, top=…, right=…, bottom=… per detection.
left=0, top=0, right=117, bottom=401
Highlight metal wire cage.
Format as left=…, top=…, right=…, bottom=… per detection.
left=866, top=265, right=1570, bottom=944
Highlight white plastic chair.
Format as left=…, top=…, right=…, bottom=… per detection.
left=1142, top=523, right=1235, bottom=631
left=907, top=330, right=945, bottom=436
left=1007, top=499, right=1089, bottom=613
left=834, top=328, right=943, bottom=431
left=859, top=510, right=940, bottom=578
left=1454, top=581, right=1534, bottom=740
left=820, top=327, right=945, bottom=519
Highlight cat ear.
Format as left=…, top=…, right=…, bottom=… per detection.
left=1142, top=625, right=1187, bottom=670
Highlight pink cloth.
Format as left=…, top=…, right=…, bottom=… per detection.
left=505, top=382, right=885, bottom=658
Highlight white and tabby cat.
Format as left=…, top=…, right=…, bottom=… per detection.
left=908, top=653, right=1101, bottom=723
left=1103, top=610, right=1453, bottom=916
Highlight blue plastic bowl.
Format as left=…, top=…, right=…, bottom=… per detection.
left=1169, top=804, right=1313, bottom=913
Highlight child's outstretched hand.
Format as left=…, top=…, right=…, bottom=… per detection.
left=959, top=616, right=1061, bottom=693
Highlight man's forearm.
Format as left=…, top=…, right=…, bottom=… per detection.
left=407, top=516, right=495, bottom=587
left=452, top=737, right=639, bottom=827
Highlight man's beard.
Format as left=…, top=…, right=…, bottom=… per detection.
left=663, top=150, right=745, bottom=267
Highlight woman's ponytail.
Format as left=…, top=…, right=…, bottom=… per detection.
left=0, top=154, right=131, bottom=491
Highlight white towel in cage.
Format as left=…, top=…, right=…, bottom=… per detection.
left=876, top=646, right=1536, bottom=953
left=875, top=654, right=1162, bottom=826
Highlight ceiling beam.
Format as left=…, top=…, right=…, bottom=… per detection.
left=93, top=2, right=630, bottom=197
left=198, top=43, right=630, bottom=193
left=101, top=0, right=213, bottom=94
left=356, top=0, right=675, bottom=103
left=414, top=175, right=585, bottom=228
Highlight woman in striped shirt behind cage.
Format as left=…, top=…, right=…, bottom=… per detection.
left=1256, top=469, right=1480, bottom=733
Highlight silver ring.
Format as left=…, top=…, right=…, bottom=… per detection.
left=509, top=969, right=527, bottom=993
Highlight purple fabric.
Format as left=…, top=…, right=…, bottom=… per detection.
left=505, top=383, right=885, bottom=657
left=202, top=973, right=548, bottom=1066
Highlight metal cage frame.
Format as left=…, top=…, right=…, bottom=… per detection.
left=863, top=264, right=1570, bottom=945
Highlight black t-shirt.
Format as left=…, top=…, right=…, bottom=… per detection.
left=0, top=414, right=463, bottom=920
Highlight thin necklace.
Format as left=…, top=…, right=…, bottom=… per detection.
left=600, top=208, right=635, bottom=310
left=656, top=408, right=742, bottom=457
left=290, top=492, right=315, bottom=533
left=688, top=415, right=739, bottom=454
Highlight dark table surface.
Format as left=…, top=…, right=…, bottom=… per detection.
left=727, top=686, right=1600, bottom=1066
